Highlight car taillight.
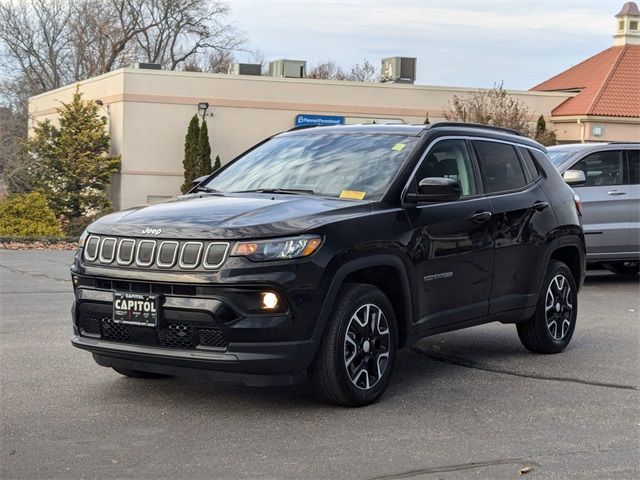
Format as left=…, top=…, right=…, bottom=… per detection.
left=573, top=193, right=582, bottom=216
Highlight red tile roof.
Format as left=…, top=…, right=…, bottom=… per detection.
left=530, top=44, right=640, bottom=118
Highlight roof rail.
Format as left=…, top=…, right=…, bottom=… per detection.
left=429, top=122, right=526, bottom=137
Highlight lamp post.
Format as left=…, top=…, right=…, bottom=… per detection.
left=197, top=102, right=209, bottom=120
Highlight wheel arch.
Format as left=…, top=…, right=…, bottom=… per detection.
left=313, top=255, right=414, bottom=348
left=550, top=245, right=583, bottom=289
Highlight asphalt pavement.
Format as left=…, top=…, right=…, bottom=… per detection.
left=1, top=250, right=638, bottom=479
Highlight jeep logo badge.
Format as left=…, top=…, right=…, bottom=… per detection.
left=142, top=227, right=162, bottom=236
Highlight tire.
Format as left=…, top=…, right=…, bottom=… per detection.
left=112, top=367, right=172, bottom=379
left=517, top=260, right=578, bottom=354
left=309, top=283, right=398, bottom=407
left=602, top=261, right=640, bottom=276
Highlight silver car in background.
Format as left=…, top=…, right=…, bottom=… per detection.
left=547, top=143, right=639, bottom=275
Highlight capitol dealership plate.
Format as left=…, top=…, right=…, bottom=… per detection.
left=113, top=292, right=158, bottom=327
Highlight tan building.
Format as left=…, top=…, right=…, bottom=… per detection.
left=530, top=1, right=640, bottom=143
left=28, top=2, right=640, bottom=211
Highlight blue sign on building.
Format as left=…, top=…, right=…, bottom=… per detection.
left=295, top=114, right=345, bottom=127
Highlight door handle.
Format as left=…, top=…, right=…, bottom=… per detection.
left=470, top=211, right=492, bottom=223
left=607, top=190, right=626, bottom=196
left=532, top=200, right=549, bottom=211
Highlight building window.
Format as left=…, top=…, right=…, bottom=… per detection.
left=630, top=20, right=639, bottom=30
left=618, top=20, right=625, bottom=31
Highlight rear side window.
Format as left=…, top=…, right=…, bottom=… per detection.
left=520, top=148, right=541, bottom=179
left=571, top=150, right=623, bottom=187
left=473, top=141, right=528, bottom=193
left=628, top=150, right=639, bottom=184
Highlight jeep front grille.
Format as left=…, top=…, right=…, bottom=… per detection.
left=84, top=236, right=229, bottom=271
left=79, top=315, right=229, bottom=350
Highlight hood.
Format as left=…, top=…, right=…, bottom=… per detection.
left=88, top=193, right=372, bottom=239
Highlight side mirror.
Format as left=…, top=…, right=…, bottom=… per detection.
left=563, top=170, right=586, bottom=186
left=405, top=177, right=461, bottom=203
left=191, top=175, right=209, bottom=187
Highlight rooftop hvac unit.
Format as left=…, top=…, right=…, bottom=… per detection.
left=380, top=57, right=417, bottom=84
left=228, top=63, right=262, bottom=76
left=268, top=59, right=307, bottom=78
left=130, top=62, right=162, bottom=70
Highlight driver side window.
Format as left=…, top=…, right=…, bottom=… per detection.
left=572, top=150, right=623, bottom=187
left=415, top=139, right=477, bottom=196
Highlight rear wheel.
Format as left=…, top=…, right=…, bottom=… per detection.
left=112, top=367, right=172, bottom=379
left=602, top=261, right=640, bottom=276
left=309, top=283, right=398, bottom=407
left=517, top=260, right=577, bottom=354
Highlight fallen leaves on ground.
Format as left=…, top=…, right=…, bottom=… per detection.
left=0, top=241, right=77, bottom=251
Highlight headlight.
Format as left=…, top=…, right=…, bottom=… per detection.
left=78, top=230, right=89, bottom=248
left=231, top=235, right=322, bottom=261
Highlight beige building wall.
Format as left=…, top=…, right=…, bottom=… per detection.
left=30, top=68, right=577, bottom=210
left=552, top=116, right=640, bottom=143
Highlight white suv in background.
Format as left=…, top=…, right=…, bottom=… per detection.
left=548, top=143, right=639, bottom=275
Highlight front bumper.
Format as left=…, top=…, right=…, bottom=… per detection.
left=71, top=335, right=314, bottom=386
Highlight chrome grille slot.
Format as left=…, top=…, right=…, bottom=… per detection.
left=203, top=242, right=229, bottom=269
left=99, top=237, right=117, bottom=264
left=84, top=236, right=100, bottom=261
left=157, top=241, right=179, bottom=268
left=117, top=239, right=135, bottom=265
left=136, top=240, right=156, bottom=267
left=179, top=242, right=203, bottom=269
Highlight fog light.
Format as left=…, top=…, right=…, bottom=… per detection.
left=261, top=292, right=279, bottom=310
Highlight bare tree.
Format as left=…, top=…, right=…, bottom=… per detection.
left=0, top=0, right=244, bottom=97
left=134, top=0, right=244, bottom=70
left=0, top=0, right=74, bottom=94
left=201, top=49, right=236, bottom=73
left=307, top=59, right=378, bottom=82
left=0, top=107, right=33, bottom=195
left=444, top=82, right=533, bottom=135
left=308, top=61, right=348, bottom=80
left=348, top=59, right=378, bottom=82
left=0, top=0, right=244, bottom=193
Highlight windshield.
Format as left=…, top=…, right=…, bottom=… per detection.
left=547, top=149, right=577, bottom=168
left=205, top=133, right=419, bottom=200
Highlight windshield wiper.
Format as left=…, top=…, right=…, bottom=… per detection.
left=193, top=185, right=224, bottom=195
left=235, top=188, right=315, bottom=195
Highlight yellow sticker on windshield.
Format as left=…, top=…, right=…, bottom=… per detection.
left=339, top=190, right=366, bottom=200
left=392, top=143, right=406, bottom=151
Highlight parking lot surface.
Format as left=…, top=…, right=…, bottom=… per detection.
left=1, top=250, right=638, bottom=479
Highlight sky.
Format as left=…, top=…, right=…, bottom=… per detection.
left=226, top=0, right=625, bottom=90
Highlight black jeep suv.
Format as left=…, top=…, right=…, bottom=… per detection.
left=71, top=123, right=585, bottom=406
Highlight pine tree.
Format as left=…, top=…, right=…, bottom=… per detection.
left=197, top=119, right=212, bottom=177
left=181, top=115, right=200, bottom=193
left=534, top=115, right=557, bottom=146
left=27, top=86, right=120, bottom=222
left=213, top=155, right=221, bottom=172
left=536, top=115, right=546, bottom=136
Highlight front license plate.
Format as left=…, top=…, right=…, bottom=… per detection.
left=113, top=292, right=158, bottom=327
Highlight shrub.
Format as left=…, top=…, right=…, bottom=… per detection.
left=0, top=192, right=63, bottom=237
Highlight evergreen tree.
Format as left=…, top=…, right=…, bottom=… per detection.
left=197, top=119, right=212, bottom=177
left=213, top=155, right=221, bottom=172
left=536, top=115, right=547, bottom=136
left=534, top=115, right=557, bottom=146
left=26, top=86, right=120, bottom=222
left=181, top=115, right=200, bottom=193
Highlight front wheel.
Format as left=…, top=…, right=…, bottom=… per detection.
left=309, top=283, right=398, bottom=407
left=517, top=260, right=578, bottom=354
